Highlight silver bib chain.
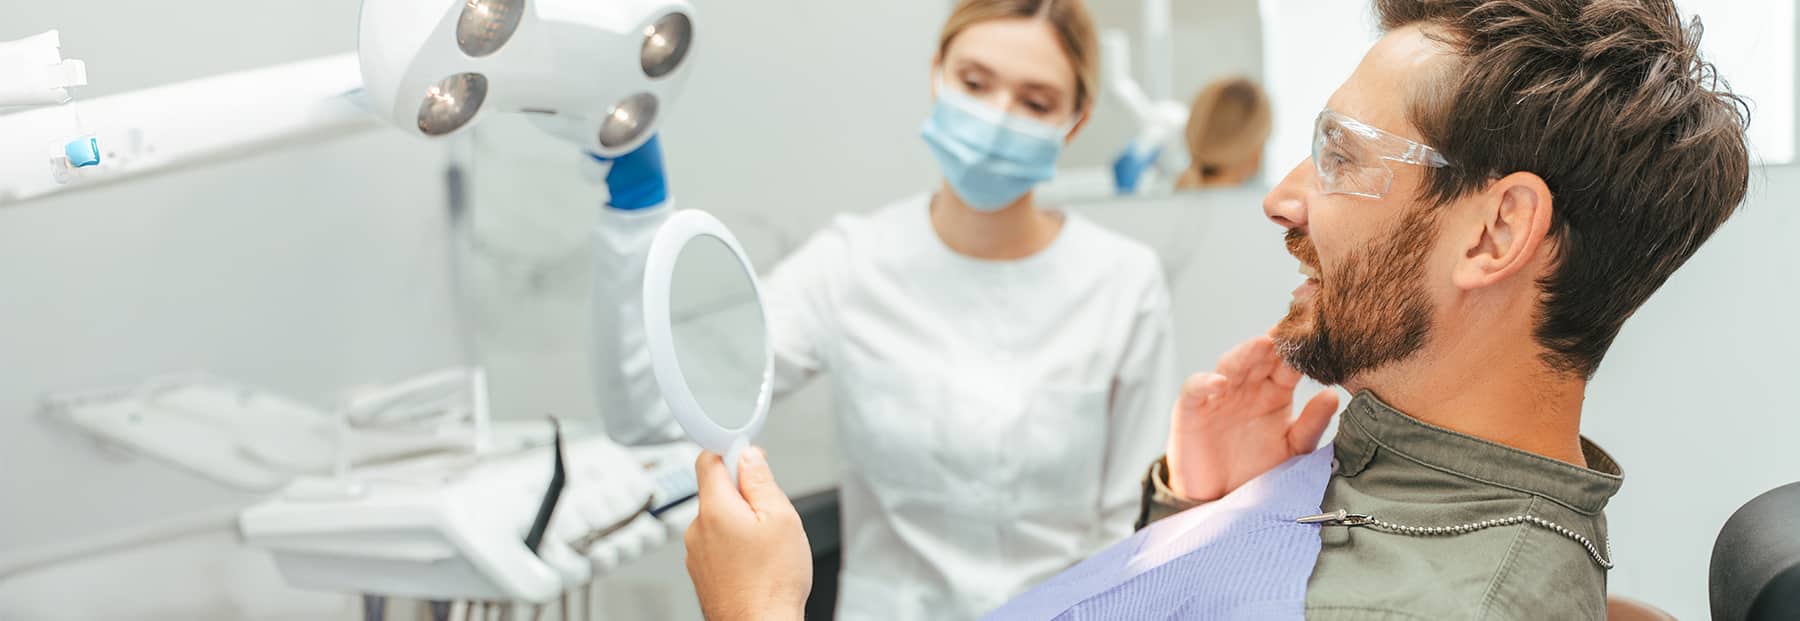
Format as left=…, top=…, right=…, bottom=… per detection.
left=1296, top=508, right=1614, bottom=570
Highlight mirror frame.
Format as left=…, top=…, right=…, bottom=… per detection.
left=641, top=209, right=774, bottom=480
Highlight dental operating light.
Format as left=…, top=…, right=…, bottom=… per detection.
left=1, top=0, right=697, bottom=205
left=358, top=0, right=696, bottom=156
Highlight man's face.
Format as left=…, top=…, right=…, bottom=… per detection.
left=1265, top=26, right=1456, bottom=386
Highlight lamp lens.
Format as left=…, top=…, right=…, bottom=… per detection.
left=417, top=72, right=488, bottom=136
left=597, top=93, right=659, bottom=148
left=641, top=12, right=692, bottom=79
left=457, top=0, right=526, bottom=58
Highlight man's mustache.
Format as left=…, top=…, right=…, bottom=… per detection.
left=1285, top=229, right=1320, bottom=271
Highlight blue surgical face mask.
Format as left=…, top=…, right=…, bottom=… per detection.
left=921, top=77, right=1074, bottom=212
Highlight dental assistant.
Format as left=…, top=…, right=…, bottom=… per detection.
left=590, top=0, right=1177, bottom=618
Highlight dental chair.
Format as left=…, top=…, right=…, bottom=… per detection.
left=1710, top=482, right=1800, bottom=621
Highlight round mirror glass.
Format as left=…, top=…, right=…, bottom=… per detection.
left=667, top=234, right=765, bottom=430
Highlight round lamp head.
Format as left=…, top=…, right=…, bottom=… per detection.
left=359, top=0, right=695, bottom=150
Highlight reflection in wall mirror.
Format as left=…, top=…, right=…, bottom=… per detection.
left=1045, top=0, right=1268, bottom=204
left=1170, top=77, right=1272, bottom=191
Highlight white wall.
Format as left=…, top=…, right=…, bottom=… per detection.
left=1682, top=0, right=1796, bottom=164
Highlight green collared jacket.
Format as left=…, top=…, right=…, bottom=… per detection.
left=1136, top=391, right=1624, bottom=620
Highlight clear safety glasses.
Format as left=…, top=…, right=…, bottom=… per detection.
left=1312, top=108, right=1451, bottom=199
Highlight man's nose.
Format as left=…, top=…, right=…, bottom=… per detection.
left=1263, top=159, right=1312, bottom=230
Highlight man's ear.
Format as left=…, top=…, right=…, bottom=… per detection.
left=1451, top=171, right=1554, bottom=291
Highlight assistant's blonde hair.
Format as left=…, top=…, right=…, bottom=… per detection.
left=1177, top=77, right=1273, bottom=188
left=937, top=0, right=1100, bottom=113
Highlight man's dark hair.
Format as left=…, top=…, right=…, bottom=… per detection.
left=1374, top=0, right=1751, bottom=378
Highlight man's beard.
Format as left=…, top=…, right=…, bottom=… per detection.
left=1271, top=214, right=1437, bottom=386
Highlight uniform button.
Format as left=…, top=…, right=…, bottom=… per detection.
left=1330, top=457, right=1341, bottom=471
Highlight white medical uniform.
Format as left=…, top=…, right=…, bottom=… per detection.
left=593, top=193, right=1178, bottom=620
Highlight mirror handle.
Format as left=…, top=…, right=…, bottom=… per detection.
left=723, top=435, right=750, bottom=486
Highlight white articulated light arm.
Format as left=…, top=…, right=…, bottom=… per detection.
left=1140, top=0, right=1174, bottom=104
left=1103, top=31, right=1187, bottom=154
left=1104, top=30, right=1156, bottom=128
left=0, top=53, right=375, bottom=207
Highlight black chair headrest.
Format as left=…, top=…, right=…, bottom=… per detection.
left=1711, top=481, right=1800, bottom=621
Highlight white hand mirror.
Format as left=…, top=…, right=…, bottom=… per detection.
left=642, top=209, right=773, bottom=482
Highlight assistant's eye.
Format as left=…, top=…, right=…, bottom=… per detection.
left=961, top=77, right=986, bottom=92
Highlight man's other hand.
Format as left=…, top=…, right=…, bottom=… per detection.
left=1166, top=335, right=1340, bottom=502
left=683, top=447, right=811, bottom=621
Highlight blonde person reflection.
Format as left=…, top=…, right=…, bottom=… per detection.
left=1174, top=77, right=1272, bottom=190
left=589, top=0, right=1178, bottom=618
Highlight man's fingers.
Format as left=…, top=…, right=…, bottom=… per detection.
left=1287, top=389, right=1342, bottom=454
left=1180, top=372, right=1209, bottom=401
left=736, top=447, right=795, bottom=520
left=1242, top=337, right=1283, bottom=385
left=1178, top=373, right=1232, bottom=413
left=1179, top=372, right=1223, bottom=406
left=1271, top=358, right=1303, bottom=389
left=694, top=451, right=752, bottom=523
left=1215, top=337, right=1265, bottom=387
